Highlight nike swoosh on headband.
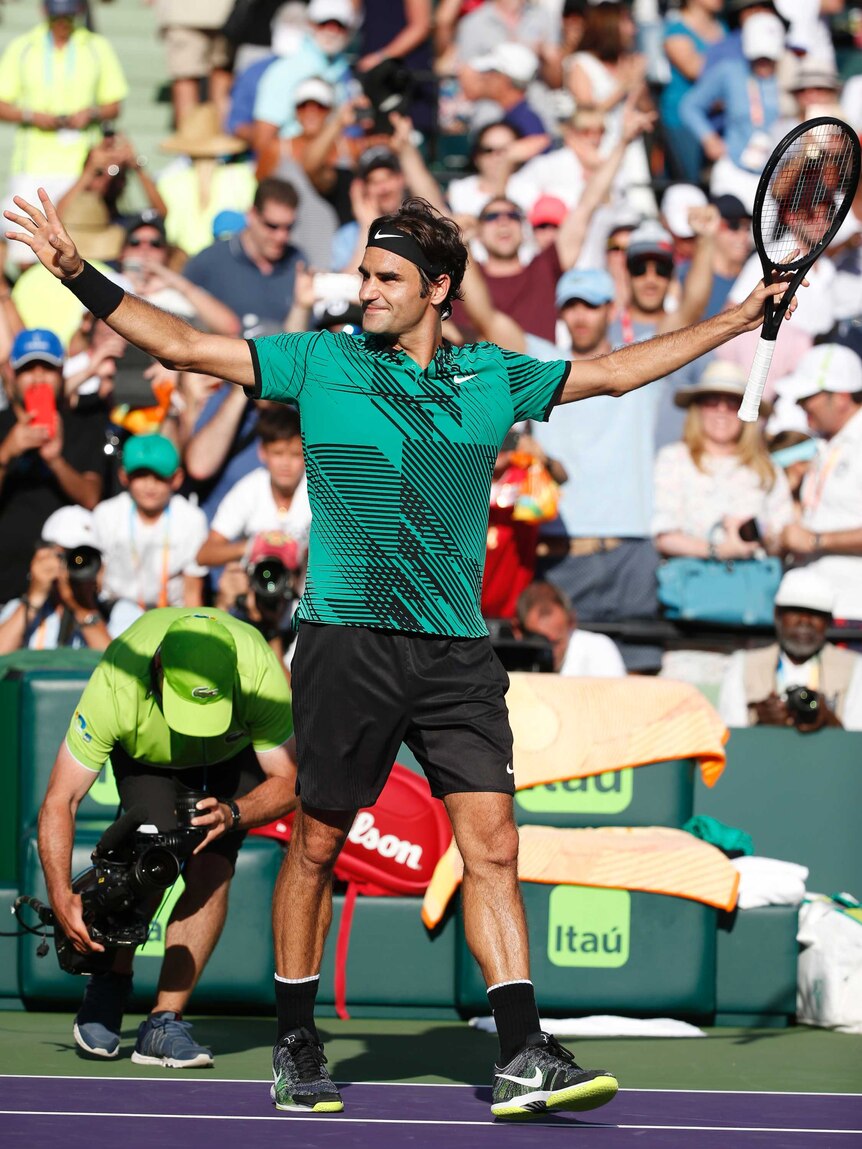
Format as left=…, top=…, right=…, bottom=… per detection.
left=495, top=1068, right=543, bottom=1087
left=373, top=230, right=405, bottom=240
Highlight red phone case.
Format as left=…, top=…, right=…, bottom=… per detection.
left=23, top=384, right=57, bottom=438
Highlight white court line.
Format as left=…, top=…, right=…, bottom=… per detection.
left=0, top=1109, right=860, bottom=1134
left=0, top=1075, right=859, bottom=1098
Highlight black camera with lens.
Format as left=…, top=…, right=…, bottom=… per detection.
left=245, top=555, right=296, bottom=609
left=785, top=685, right=821, bottom=725
left=17, top=787, right=208, bottom=976
left=64, top=545, right=102, bottom=582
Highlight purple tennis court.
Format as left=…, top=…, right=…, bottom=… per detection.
left=2, top=1076, right=860, bottom=1148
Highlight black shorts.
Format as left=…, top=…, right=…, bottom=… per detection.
left=291, top=623, right=514, bottom=810
left=110, top=743, right=265, bottom=869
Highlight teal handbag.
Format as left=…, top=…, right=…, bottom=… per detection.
left=657, top=557, right=783, bottom=626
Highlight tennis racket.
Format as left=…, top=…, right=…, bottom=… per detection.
left=738, top=116, right=861, bottom=422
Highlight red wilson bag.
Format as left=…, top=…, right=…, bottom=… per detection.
left=251, top=763, right=452, bottom=1017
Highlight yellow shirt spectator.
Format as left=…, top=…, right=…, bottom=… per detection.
left=0, top=22, right=128, bottom=179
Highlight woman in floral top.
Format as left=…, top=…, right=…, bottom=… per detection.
left=653, top=361, right=793, bottom=560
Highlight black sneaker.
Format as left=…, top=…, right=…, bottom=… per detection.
left=73, top=971, right=133, bottom=1059
left=491, top=1031, right=618, bottom=1120
left=271, top=1027, right=344, bottom=1114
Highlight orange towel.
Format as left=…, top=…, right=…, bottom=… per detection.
left=506, top=673, right=728, bottom=791
left=421, top=825, right=740, bottom=928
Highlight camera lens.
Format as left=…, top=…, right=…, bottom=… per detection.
left=175, top=788, right=207, bottom=828
left=65, top=545, right=102, bottom=581
left=133, top=845, right=181, bottom=893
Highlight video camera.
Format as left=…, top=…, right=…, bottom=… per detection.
left=15, top=789, right=206, bottom=976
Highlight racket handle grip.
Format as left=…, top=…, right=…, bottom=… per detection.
left=739, top=336, right=776, bottom=423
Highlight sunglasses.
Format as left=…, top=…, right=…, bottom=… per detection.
left=259, top=217, right=294, bottom=232
left=697, top=393, right=738, bottom=409
left=532, top=221, right=560, bottom=230
left=476, top=144, right=507, bottom=156
left=480, top=210, right=522, bottom=224
left=127, top=235, right=165, bottom=248
left=628, top=257, right=673, bottom=279
left=722, top=218, right=750, bottom=232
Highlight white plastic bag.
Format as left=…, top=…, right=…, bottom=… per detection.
left=797, top=898, right=862, bottom=1034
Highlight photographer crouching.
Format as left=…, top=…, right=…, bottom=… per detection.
left=38, top=607, right=296, bottom=1066
left=718, top=569, right=862, bottom=732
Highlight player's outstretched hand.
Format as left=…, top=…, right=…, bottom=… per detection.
left=737, top=272, right=807, bottom=332
left=4, top=187, right=84, bottom=280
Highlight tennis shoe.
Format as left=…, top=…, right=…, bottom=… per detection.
left=73, top=970, right=133, bottom=1058
left=131, top=1011, right=213, bottom=1068
left=491, top=1031, right=618, bottom=1120
left=271, top=1027, right=344, bottom=1113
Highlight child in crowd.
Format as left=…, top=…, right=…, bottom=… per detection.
left=92, top=433, right=209, bottom=614
left=197, top=406, right=311, bottom=656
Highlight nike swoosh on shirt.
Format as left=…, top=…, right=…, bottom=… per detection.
left=453, top=373, right=477, bottom=384
left=495, top=1068, right=543, bottom=1088
left=506, top=763, right=515, bottom=775
left=373, top=230, right=405, bottom=240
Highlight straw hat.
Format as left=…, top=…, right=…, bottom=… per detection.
left=160, top=104, right=247, bottom=159
left=61, top=192, right=124, bottom=261
left=674, top=360, right=773, bottom=416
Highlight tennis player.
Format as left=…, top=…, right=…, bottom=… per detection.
left=6, top=189, right=799, bottom=1120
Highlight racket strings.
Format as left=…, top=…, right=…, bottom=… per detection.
left=759, top=122, right=857, bottom=268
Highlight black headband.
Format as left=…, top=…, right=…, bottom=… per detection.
left=366, top=225, right=444, bottom=279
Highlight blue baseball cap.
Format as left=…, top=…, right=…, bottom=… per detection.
left=10, top=328, right=64, bottom=371
left=555, top=268, right=615, bottom=309
left=212, top=209, right=246, bottom=239
left=45, top=0, right=85, bottom=16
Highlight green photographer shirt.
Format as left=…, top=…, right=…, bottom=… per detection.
left=65, top=607, right=293, bottom=773
left=249, top=331, right=569, bottom=638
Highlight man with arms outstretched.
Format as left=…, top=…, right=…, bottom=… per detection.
left=6, top=188, right=799, bottom=1121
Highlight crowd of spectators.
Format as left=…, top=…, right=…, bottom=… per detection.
left=1, top=0, right=861, bottom=725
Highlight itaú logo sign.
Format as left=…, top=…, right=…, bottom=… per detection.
left=347, top=811, right=423, bottom=870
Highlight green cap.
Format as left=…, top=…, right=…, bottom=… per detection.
left=159, top=613, right=237, bottom=736
left=123, top=434, right=180, bottom=479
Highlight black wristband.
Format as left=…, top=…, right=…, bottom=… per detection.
left=61, top=261, right=125, bottom=319
left=226, top=799, right=241, bottom=831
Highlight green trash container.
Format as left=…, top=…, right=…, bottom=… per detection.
left=317, top=893, right=458, bottom=1018
left=456, top=883, right=716, bottom=1018
left=715, top=905, right=799, bottom=1027
left=515, top=759, right=696, bottom=829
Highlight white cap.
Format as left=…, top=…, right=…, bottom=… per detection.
left=777, top=343, right=862, bottom=404
left=661, top=183, right=708, bottom=239
left=774, top=568, right=835, bottom=614
left=472, top=43, right=538, bottom=88
left=294, top=77, right=335, bottom=108
left=742, top=12, right=785, bottom=62
left=41, top=506, right=98, bottom=550
left=306, top=0, right=355, bottom=27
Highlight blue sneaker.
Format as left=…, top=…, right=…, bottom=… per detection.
left=131, top=1011, right=213, bottom=1068
left=73, top=971, right=133, bottom=1059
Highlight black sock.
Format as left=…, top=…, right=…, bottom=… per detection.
left=488, top=979, right=541, bottom=1066
left=274, top=974, right=320, bottom=1043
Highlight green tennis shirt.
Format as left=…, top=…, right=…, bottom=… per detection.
left=65, top=607, right=293, bottom=773
left=249, top=331, right=569, bottom=637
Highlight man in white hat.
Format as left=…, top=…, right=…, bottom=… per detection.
left=0, top=505, right=113, bottom=652
left=718, top=567, right=862, bottom=730
left=777, top=344, right=862, bottom=624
